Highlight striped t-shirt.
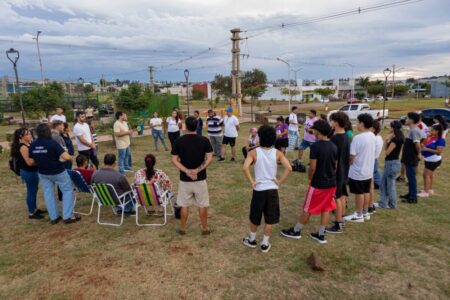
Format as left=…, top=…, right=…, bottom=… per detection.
left=206, top=116, right=223, bottom=137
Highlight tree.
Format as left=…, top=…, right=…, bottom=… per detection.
left=83, top=84, right=94, bottom=97
left=211, top=74, right=232, bottom=97
left=358, top=76, right=370, bottom=97
left=12, top=81, right=68, bottom=118
left=281, top=88, right=301, bottom=101
left=367, top=81, right=384, bottom=96
left=241, top=69, right=268, bottom=122
left=114, top=82, right=148, bottom=112
left=314, top=88, right=335, bottom=100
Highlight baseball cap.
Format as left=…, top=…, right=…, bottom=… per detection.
left=226, top=107, right=233, bottom=113
left=310, top=119, right=332, bottom=136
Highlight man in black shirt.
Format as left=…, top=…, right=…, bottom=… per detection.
left=281, top=120, right=338, bottom=244
left=326, top=112, right=350, bottom=234
left=171, top=116, right=214, bottom=235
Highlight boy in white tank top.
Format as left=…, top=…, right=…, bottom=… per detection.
left=242, top=125, right=292, bottom=253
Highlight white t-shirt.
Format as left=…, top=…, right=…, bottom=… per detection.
left=224, top=115, right=239, bottom=138
left=288, top=113, right=298, bottom=131
left=73, top=122, right=92, bottom=151
left=50, top=114, right=66, bottom=123
left=374, top=135, right=384, bottom=159
left=349, top=131, right=376, bottom=180
left=167, top=117, right=181, bottom=133
left=150, top=118, right=163, bottom=131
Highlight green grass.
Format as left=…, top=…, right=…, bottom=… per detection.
left=0, top=103, right=449, bottom=299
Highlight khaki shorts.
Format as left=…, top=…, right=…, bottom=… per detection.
left=177, top=180, right=210, bottom=208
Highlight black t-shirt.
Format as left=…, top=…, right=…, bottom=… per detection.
left=29, top=138, right=65, bottom=175
left=330, top=133, right=350, bottom=183
left=310, top=140, right=338, bottom=189
left=385, top=139, right=404, bottom=161
left=16, top=143, right=38, bottom=172
left=171, top=134, right=213, bottom=182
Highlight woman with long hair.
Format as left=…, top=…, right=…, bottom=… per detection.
left=377, top=120, right=404, bottom=208
left=274, top=116, right=289, bottom=155
left=11, top=128, right=45, bottom=219
left=418, top=124, right=446, bottom=197
left=149, top=111, right=168, bottom=151
left=433, top=115, right=448, bottom=138
left=167, top=110, right=182, bottom=150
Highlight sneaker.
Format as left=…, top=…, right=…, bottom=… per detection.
left=402, top=198, right=417, bottom=204
left=363, top=213, right=371, bottom=220
left=50, top=216, right=62, bottom=225
left=260, top=242, right=271, bottom=253
left=396, top=176, right=406, bottom=182
left=429, top=189, right=434, bottom=195
left=230, top=158, right=235, bottom=162
left=218, top=157, right=225, bottom=162
left=343, top=212, right=364, bottom=223
left=243, top=237, right=257, bottom=248
left=28, top=213, right=44, bottom=220
left=280, top=227, right=302, bottom=240
left=400, top=194, right=410, bottom=200
left=368, top=206, right=375, bottom=214
left=325, top=224, right=342, bottom=234
left=35, top=209, right=47, bottom=215
left=373, top=202, right=381, bottom=208
left=310, top=232, right=327, bottom=244
left=418, top=191, right=429, bottom=198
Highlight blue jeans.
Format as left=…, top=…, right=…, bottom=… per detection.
left=288, top=130, right=299, bottom=150
left=379, top=160, right=401, bottom=208
left=20, top=169, right=39, bottom=214
left=118, top=146, right=132, bottom=174
left=39, top=171, right=74, bottom=221
left=373, top=159, right=381, bottom=187
left=152, top=129, right=167, bottom=150
left=406, top=165, right=418, bottom=200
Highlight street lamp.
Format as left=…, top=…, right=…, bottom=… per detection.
left=382, top=68, right=392, bottom=126
left=344, top=63, right=355, bottom=99
left=33, top=31, right=45, bottom=86
left=292, top=68, right=303, bottom=102
left=277, top=58, right=291, bottom=111
left=6, top=48, right=26, bottom=126
left=184, top=69, right=190, bottom=115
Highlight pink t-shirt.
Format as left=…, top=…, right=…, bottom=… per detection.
left=303, top=117, right=318, bottom=143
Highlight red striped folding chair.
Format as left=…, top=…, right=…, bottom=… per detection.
left=133, top=182, right=173, bottom=226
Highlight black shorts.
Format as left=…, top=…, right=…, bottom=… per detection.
left=424, top=160, right=441, bottom=171
left=348, top=178, right=371, bottom=195
left=335, top=181, right=348, bottom=198
left=222, top=136, right=236, bottom=147
left=249, top=189, right=280, bottom=226
left=275, top=139, right=289, bottom=150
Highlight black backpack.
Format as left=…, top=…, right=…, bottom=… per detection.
left=9, top=157, right=20, bottom=176
left=292, top=159, right=306, bottom=173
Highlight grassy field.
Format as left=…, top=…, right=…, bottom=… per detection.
left=0, top=120, right=449, bottom=299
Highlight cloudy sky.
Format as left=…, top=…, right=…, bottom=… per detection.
left=0, top=0, right=449, bottom=84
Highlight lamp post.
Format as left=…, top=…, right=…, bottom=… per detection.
left=292, top=68, right=303, bottom=102
left=344, top=63, right=355, bottom=99
left=6, top=48, right=26, bottom=126
left=277, top=58, right=291, bottom=111
left=382, top=68, right=392, bottom=127
left=33, top=31, right=45, bottom=86
left=184, top=69, right=190, bottom=116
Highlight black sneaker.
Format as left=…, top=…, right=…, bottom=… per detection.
left=230, top=158, right=235, bottom=162
left=402, top=198, right=417, bottom=204
left=35, top=209, right=47, bottom=215
left=28, top=213, right=44, bottom=220
left=396, top=176, right=406, bottom=182
left=50, top=216, right=62, bottom=225
left=368, top=206, right=376, bottom=214
left=218, top=157, right=225, bottom=162
left=310, top=232, right=327, bottom=244
left=280, top=227, right=301, bottom=240
left=243, top=237, right=257, bottom=248
left=325, top=224, right=342, bottom=234
left=260, top=242, right=271, bottom=253
left=400, top=194, right=410, bottom=200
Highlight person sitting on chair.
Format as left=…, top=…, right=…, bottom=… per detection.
left=134, top=153, right=172, bottom=195
left=74, top=154, right=95, bottom=185
left=92, top=153, right=134, bottom=215
left=242, top=128, right=259, bottom=158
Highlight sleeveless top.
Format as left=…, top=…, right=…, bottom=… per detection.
left=17, top=143, right=37, bottom=172
left=254, top=147, right=278, bottom=191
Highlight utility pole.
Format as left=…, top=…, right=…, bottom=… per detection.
left=33, top=31, right=45, bottom=86
left=277, top=58, right=291, bottom=111
left=231, top=28, right=242, bottom=115
left=391, top=64, right=395, bottom=99
left=149, top=65, right=155, bottom=93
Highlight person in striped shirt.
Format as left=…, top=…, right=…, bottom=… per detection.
left=206, top=109, right=223, bottom=157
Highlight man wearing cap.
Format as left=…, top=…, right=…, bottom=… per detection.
left=281, top=119, right=338, bottom=244
left=206, top=109, right=223, bottom=157
left=219, top=108, right=239, bottom=162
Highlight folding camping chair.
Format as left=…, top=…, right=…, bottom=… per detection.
left=91, top=183, right=134, bottom=226
left=68, top=170, right=96, bottom=216
left=133, top=182, right=173, bottom=226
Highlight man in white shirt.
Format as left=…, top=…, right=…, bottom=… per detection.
left=344, top=113, right=376, bottom=223
left=219, top=107, right=239, bottom=162
left=73, top=111, right=98, bottom=169
left=49, top=106, right=66, bottom=123
left=114, top=111, right=133, bottom=174
left=288, top=106, right=299, bottom=151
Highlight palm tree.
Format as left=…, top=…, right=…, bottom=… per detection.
left=358, top=76, right=370, bottom=97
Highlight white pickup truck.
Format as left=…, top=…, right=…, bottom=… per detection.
left=328, top=104, right=388, bottom=120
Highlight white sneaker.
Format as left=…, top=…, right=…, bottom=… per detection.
left=343, top=212, right=364, bottom=223
left=429, top=189, right=435, bottom=195
left=363, top=213, right=371, bottom=220
left=418, top=192, right=429, bottom=198
left=373, top=202, right=380, bottom=208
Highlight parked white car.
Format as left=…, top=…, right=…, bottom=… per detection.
left=328, top=104, right=389, bottom=120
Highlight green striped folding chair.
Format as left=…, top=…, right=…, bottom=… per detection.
left=92, top=183, right=134, bottom=226
left=133, top=181, right=173, bottom=226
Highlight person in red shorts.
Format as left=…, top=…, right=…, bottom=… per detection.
left=280, top=119, right=338, bottom=244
